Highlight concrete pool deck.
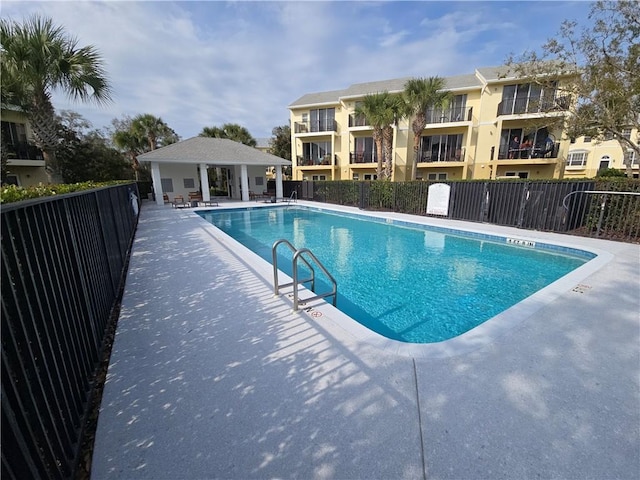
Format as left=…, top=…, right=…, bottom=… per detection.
left=92, top=200, right=639, bottom=479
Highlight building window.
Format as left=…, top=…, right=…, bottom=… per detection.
left=622, top=128, right=632, bottom=140
left=504, top=171, right=529, bottom=179
left=312, top=175, right=327, bottom=181
left=419, top=134, right=463, bottom=162
left=183, top=178, right=195, bottom=189
left=352, top=137, right=375, bottom=163
left=161, top=178, right=174, bottom=192
left=352, top=173, right=359, bottom=180
left=4, top=174, right=19, bottom=186
left=427, top=173, right=448, bottom=181
left=302, top=141, right=332, bottom=165
left=566, top=151, right=588, bottom=168
left=1, top=121, right=27, bottom=145
left=426, top=94, right=467, bottom=123
left=583, top=136, right=592, bottom=143
left=624, top=150, right=638, bottom=167
left=255, top=177, right=264, bottom=186
left=309, top=108, right=335, bottom=132
left=499, top=81, right=559, bottom=115
left=363, top=174, right=378, bottom=180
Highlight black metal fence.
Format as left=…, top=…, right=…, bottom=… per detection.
left=1, top=183, right=140, bottom=479
left=283, top=179, right=640, bottom=242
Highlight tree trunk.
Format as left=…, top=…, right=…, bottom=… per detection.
left=42, top=149, right=63, bottom=184
left=373, top=128, right=383, bottom=179
left=30, top=93, right=61, bottom=183
left=383, top=125, right=393, bottom=180
left=411, top=115, right=426, bottom=181
left=412, top=137, right=420, bottom=181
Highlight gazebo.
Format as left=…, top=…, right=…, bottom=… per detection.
left=137, top=137, right=292, bottom=205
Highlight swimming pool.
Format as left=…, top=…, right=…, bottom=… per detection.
left=198, top=206, right=593, bottom=343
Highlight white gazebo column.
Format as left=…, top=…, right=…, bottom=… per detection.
left=151, top=161, right=164, bottom=206
left=275, top=166, right=284, bottom=199
left=199, top=163, right=211, bottom=202
left=240, top=164, right=249, bottom=201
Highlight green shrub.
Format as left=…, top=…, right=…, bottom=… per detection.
left=596, top=168, right=626, bottom=178
left=0, top=181, right=132, bottom=204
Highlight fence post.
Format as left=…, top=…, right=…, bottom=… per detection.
left=481, top=182, right=490, bottom=222
left=596, top=193, right=608, bottom=236
left=517, top=181, right=530, bottom=228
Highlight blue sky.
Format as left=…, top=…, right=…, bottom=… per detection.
left=2, top=1, right=594, bottom=140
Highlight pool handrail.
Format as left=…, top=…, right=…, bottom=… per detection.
left=292, top=248, right=337, bottom=311
left=272, top=239, right=337, bottom=312
left=272, top=239, right=315, bottom=295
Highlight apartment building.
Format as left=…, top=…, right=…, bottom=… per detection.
left=1, top=107, right=47, bottom=186
left=288, top=65, right=639, bottom=182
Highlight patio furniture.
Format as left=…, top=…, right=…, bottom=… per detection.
left=172, top=195, right=189, bottom=208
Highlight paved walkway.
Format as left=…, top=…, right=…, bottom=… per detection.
left=92, top=201, right=639, bottom=479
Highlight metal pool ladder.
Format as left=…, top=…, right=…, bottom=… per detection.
left=272, top=239, right=337, bottom=311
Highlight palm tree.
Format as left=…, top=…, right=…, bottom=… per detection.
left=112, top=129, right=145, bottom=180
left=355, top=92, right=397, bottom=179
left=382, top=95, right=409, bottom=179
left=1, top=15, right=112, bottom=183
left=131, top=114, right=179, bottom=151
left=112, top=114, right=179, bottom=180
left=199, top=123, right=256, bottom=147
left=403, top=77, right=451, bottom=180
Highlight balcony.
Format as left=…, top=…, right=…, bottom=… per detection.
left=296, top=154, right=335, bottom=166
left=425, top=106, right=473, bottom=124
left=4, top=142, right=44, bottom=161
left=348, top=114, right=368, bottom=128
left=417, top=149, right=465, bottom=163
left=350, top=152, right=377, bottom=164
left=497, top=95, right=571, bottom=116
left=498, top=142, right=560, bottom=160
left=294, top=120, right=337, bottom=134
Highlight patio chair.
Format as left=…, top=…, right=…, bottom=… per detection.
left=172, top=195, right=189, bottom=208
left=163, top=193, right=170, bottom=204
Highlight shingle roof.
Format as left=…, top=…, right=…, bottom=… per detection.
left=289, top=68, right=489, bottom=108
left=288, top=89, right=347, bottom=108
left=340, top=77, right=412, bottom=97
left=475, top=65, right=516, bottom=82
left=137, top=137, right=291, bottom=166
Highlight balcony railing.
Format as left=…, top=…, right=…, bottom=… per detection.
left=348, top=114, right=368, bottom=127
left=4, top=142, right=44, bottom=161
left=497, top=95, right=571, bottom=116
left=498, top=142, right=560, bottom=160
left=417, top=149, right=465, bottom=163
left=297, top=154, right=335, bottom=166
left=425, top=106, right=473, bottom=124
left=350, top=151, right=377, bottom=164
left=294, top=120, right=337, bottom=134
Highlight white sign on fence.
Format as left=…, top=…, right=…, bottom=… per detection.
left=426, top=183, right=451, bottom=216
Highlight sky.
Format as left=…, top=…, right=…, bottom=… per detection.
left=1, top=1, right=595, bottom=140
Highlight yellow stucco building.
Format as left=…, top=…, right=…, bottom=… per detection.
left=288, top=66, right=639, bottom=182
left=1, top=107, right=48, bottom=186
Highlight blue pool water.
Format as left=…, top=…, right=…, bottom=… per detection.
left=198, top=206, right=592, bottom=343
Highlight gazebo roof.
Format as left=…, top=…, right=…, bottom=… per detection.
left=138, top=137, right=291, bottom=166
